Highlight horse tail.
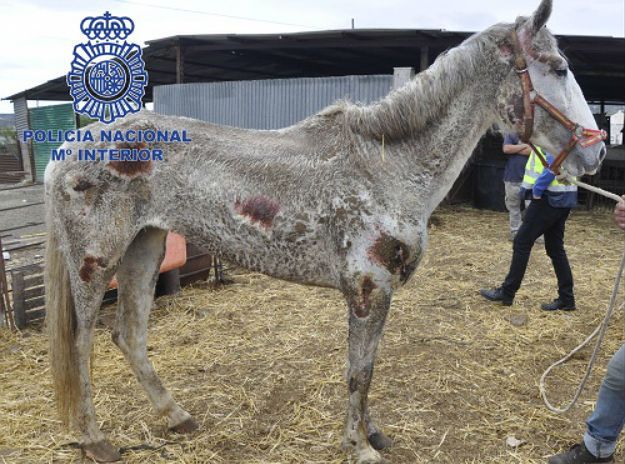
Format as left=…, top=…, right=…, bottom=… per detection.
left=45, top=213, right=78, bottom=428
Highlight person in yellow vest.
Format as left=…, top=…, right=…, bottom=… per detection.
left=480, top=146, right=578, bottom=310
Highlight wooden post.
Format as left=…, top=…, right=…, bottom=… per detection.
left=0, top=237, right=13, bottom=328
left=176, top=42, right=185, bottom=84
left=11, top=271, right=26, bottom=330
left=392, top=67, right=415, bottom=90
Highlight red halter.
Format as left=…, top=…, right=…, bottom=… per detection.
left=510, top=30, right=606, bottom=173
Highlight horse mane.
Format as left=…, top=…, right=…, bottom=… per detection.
left=319, top=23, right=516, bottom=141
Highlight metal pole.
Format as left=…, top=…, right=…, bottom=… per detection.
left=420, top=46, right=429, bottom=72
left=176, top=42, right=185, bottom=84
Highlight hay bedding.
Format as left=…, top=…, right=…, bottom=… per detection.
left=0, top=205, right=623, bottom=463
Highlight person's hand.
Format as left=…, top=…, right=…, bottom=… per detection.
left=615, top=196, right=625, bottom=231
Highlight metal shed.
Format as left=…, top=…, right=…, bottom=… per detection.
left=28, top=104, right=76, bottom=182
left=154, top=74, right=394, bottom=129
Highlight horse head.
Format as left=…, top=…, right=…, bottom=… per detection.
left=495, top=0, right=606, bottom=176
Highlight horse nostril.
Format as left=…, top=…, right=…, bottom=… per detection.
left=599, top=145, right=607, bottom=162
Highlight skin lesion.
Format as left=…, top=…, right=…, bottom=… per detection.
left=354, top=276, right=377, bottom=318
left=106, top=142, right=153, bottom=179
left=365, top=232, right=422, bottom=285
left=367, top=233, right=410, bottom=276
left=79, top=255, right=108, bottom=282
left=535, top=51, right=568, bottom=70
left=73, top=178, right=95, bottom=192
left=509, top=93, right=525, bottom=125
left=234, top=196, right=280, bottom=229
left=346, top=274, right=392, bottom=319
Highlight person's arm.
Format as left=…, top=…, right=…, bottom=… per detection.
left=503, top=143, right=531, bottom=156
left=615, top=196, right=625, bottom=231
left=532, top=153, right=556, bottom=199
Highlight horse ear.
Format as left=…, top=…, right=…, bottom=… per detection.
left=529, top=0, right=552, bottom=34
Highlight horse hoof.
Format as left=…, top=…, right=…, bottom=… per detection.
left=356, top=446, right=386, bottom=464
left=82, top=440, right=121, bottom=462
left=368, top=431, right=393, bottom=450
left=169, top=417, right=199, bottom=434
left=341, top=437, right=357, bottom=451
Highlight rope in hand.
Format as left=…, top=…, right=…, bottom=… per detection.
left=539, top=174, right=625, bottom=414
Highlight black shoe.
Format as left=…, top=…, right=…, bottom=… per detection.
left=541, top=298, right=576, bottom=311
left=479, top=287, right=513, bottom=306
left=548, top=443, right=614, bottom=463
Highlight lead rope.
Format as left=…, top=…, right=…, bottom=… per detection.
left=539, top=176, right=625, bottom=414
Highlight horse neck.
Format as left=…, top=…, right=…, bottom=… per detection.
left=344, top=37, right=509, bottom=213
left=416, top=81, right=499, bottom=214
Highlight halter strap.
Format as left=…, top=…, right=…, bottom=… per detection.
left=509, top=29, right=606, bottom=174
left=510, top=30, right=535, bottom=143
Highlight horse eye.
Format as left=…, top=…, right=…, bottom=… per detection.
left=555, top=68, right=568, bottom=77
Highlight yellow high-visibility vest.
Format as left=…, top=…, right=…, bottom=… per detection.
left=520, top=146, right=577, bottom=193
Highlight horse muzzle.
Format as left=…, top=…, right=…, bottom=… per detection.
left=579, top=141, right=606, bottom=175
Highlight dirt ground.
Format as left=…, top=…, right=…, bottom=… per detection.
left=0, top=205, right=623, bottom=463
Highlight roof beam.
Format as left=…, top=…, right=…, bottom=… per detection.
left=182, top=37, right=460, bottom=53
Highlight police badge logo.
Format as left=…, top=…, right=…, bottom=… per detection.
left=67, top=12, right=148, bottom=124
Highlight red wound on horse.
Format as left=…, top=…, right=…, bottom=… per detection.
left=367, top=233, right=409, bottom=275
left=73, top=178, right=94, bottom=192
left=79, top=255, right=107, bottom=282
left=117, top=142, right=146, bottom=150
left=355, top=276, right=377, bottom=318
left=508, top=93, right=522, bottom=124
left=107, top=142, right=152, bottom=179
left=234, top=196, right=280, bottom=228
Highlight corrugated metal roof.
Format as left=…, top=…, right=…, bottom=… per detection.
left=4, top=28, right=624, bottom=103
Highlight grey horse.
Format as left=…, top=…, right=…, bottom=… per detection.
left=44, top=0, right=604, bottom=462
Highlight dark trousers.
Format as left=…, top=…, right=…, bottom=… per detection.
left=502, top=198, right=574, bottom=304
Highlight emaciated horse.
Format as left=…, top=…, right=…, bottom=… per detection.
left=45, top=1, right=605, bottom=462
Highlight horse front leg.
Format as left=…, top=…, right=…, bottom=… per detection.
left=341, top=275, right=392, bottom=464
left=364, top=407, right=393, bottom=451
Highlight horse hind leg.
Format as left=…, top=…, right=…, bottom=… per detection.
left=74, top=287, right=121, bottom=462
left=112, top=227, right=197, bottom=433
left=47, top=225, right=123, bottom=462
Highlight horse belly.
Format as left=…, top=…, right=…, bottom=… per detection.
left=172, top=208, right=340, bottom=289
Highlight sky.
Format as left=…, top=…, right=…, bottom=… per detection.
left=0, top=0, right=623, bottom=114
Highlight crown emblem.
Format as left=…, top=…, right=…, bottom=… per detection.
left=67, top=11, right=148, bottom=124
left=80, top=11, right=134, bottom=41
